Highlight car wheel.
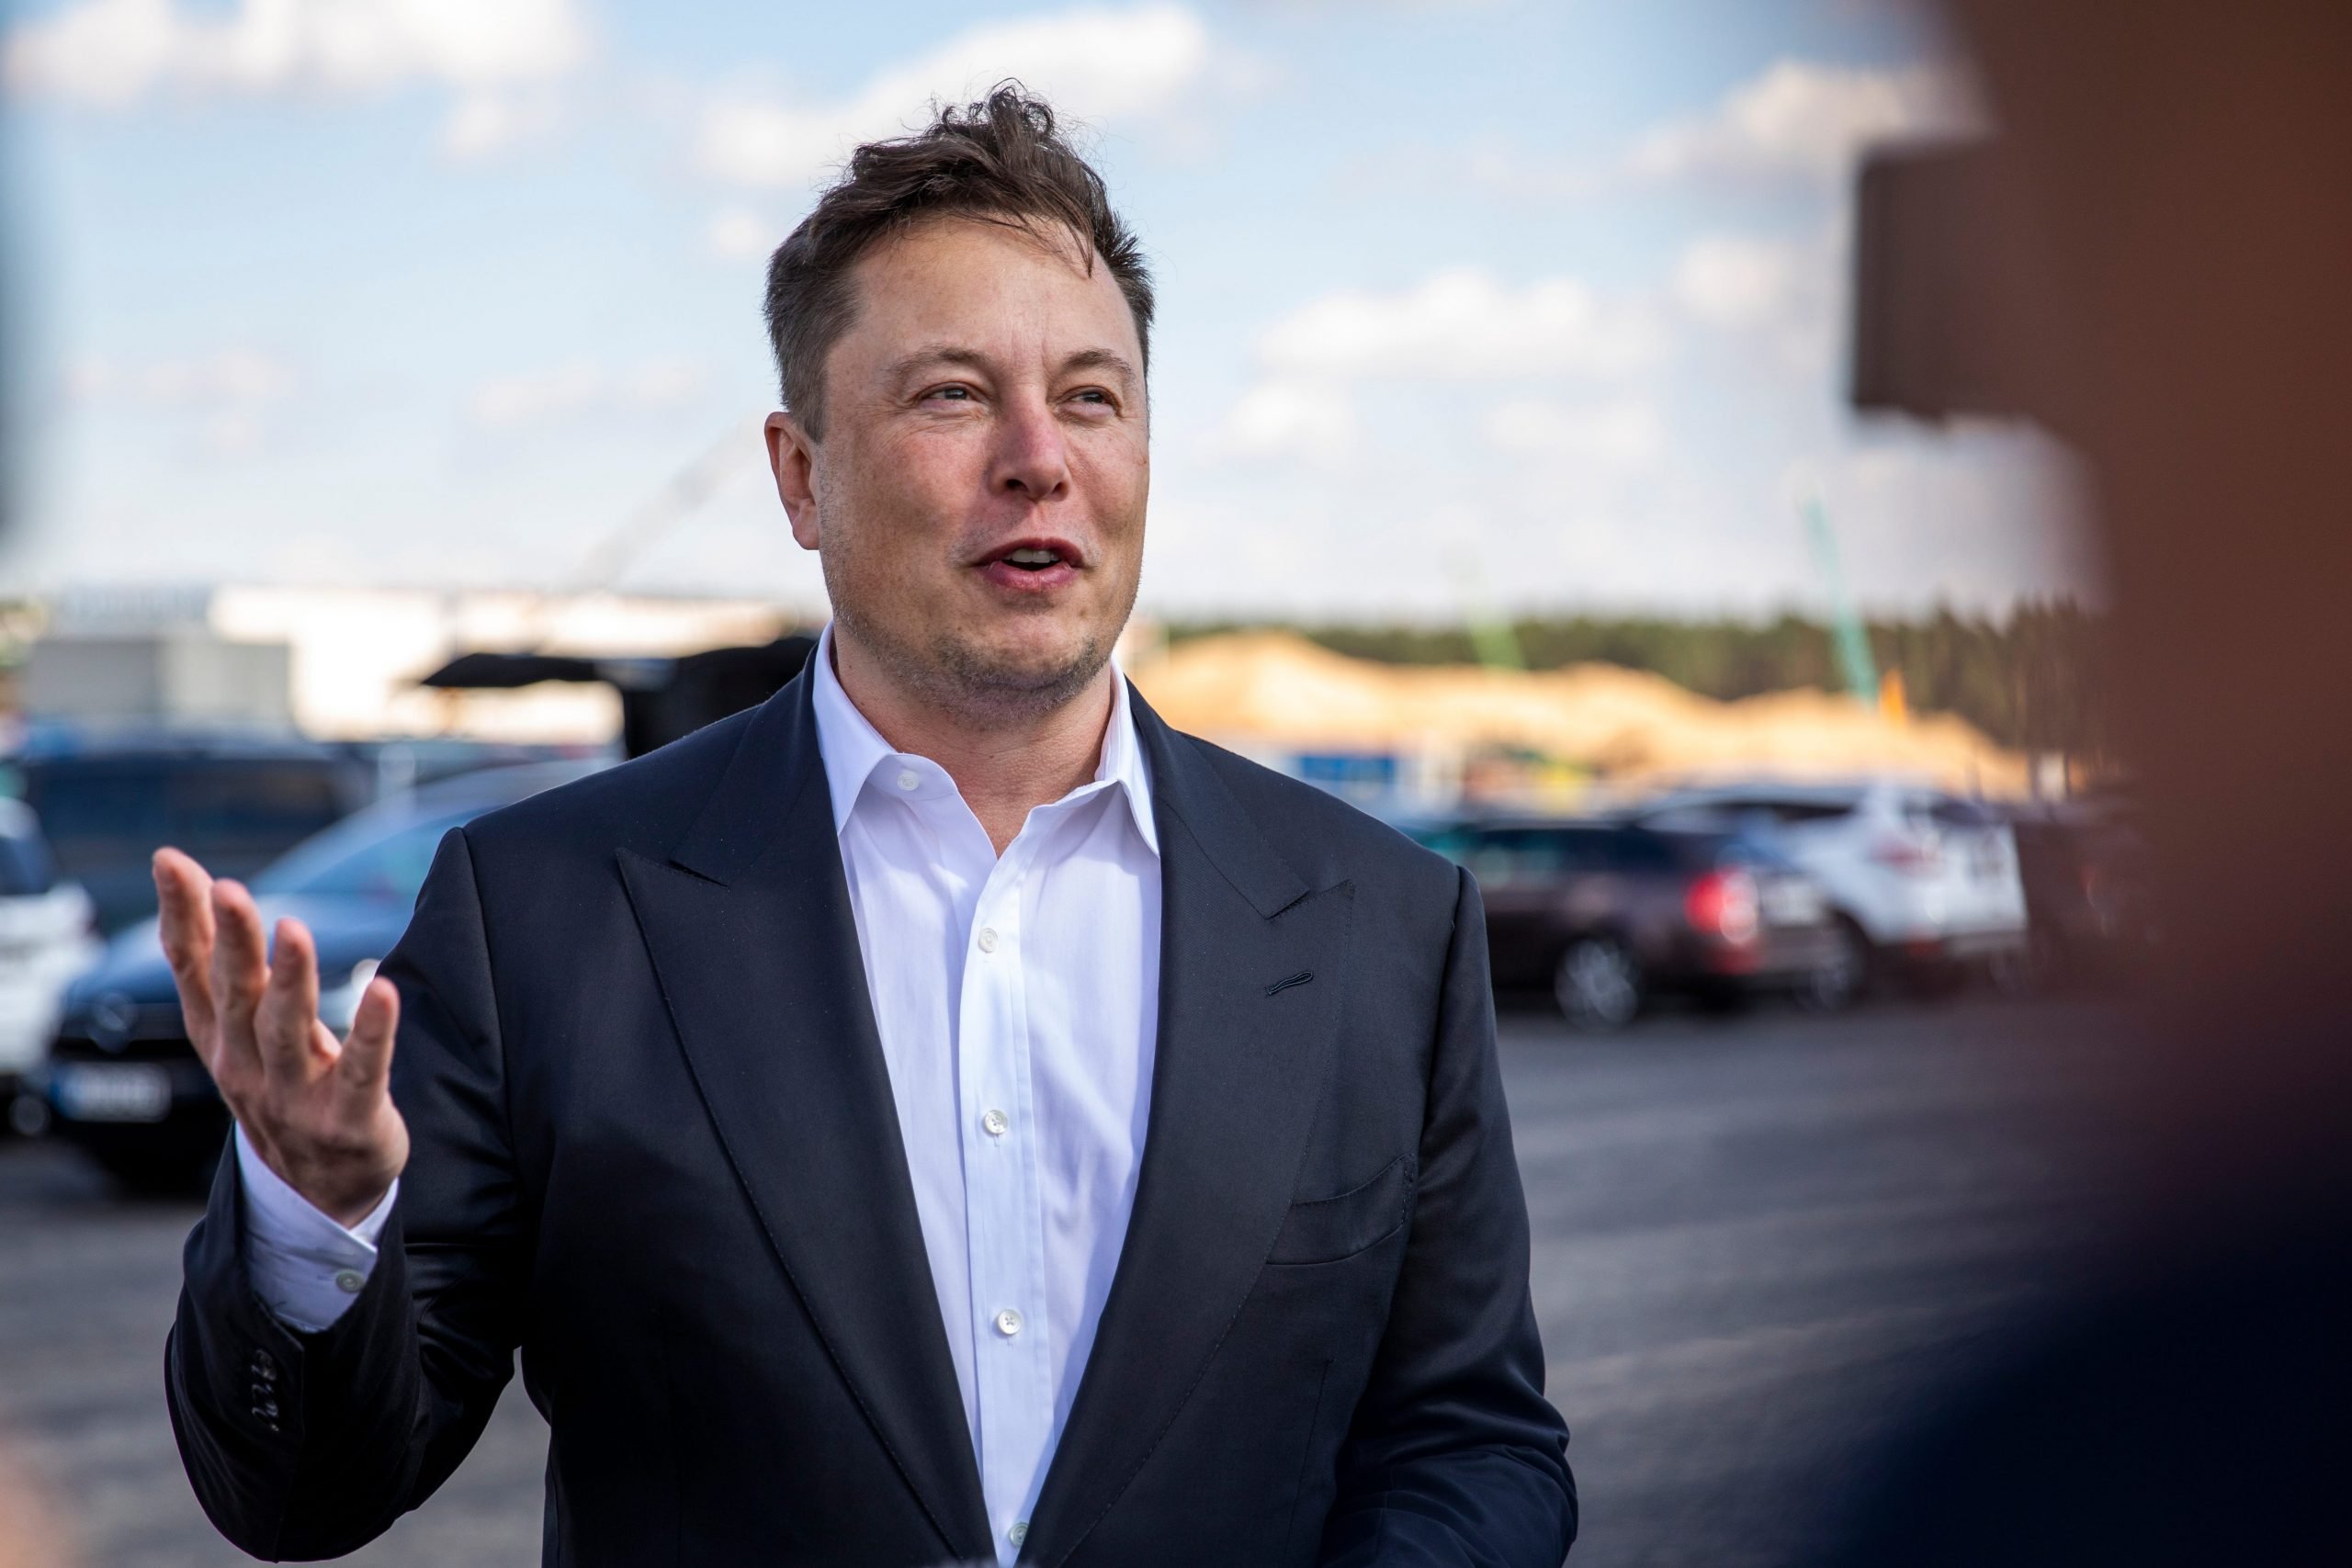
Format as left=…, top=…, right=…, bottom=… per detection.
left=1555, top=936, right=1643, bottom=1032
left=6, top=1092, right=51, bottom=1138
left=1794, top=919, right=1871, bottom=1012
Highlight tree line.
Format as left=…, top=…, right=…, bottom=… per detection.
left=1162, top=600, right=2114, bottom=760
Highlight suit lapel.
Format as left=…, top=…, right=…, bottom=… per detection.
left=1023, top=696, right=1355, bottom=1567
left=615, top=672, right=992, bottom=1563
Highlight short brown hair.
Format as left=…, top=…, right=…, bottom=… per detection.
left=763, top=84, right=1155, bottom=442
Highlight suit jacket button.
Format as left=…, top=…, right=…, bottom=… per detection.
left=253, top=1399, right=279, bottom=1422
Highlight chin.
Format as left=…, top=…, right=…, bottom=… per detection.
left=935, top=619, right=1111, bottom=706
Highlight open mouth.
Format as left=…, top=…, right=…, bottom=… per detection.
left=976, top=536, right=1083, bottom=592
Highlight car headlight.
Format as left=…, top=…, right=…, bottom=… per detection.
left=318, top=959, right=382, bottom=1035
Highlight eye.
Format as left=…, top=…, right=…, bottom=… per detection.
left=923, top=384, right=975, bottom=402
left=1068, top=388, right=1115, bottom=411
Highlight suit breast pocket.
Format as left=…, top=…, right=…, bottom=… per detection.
left=1266, top=1154, right=1416, bottom=1266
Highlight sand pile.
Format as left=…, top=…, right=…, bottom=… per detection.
left=1128, top=630, right=2028, bottom=795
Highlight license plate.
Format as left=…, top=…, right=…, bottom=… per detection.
left=53, top=1063, right=174, bottom=1123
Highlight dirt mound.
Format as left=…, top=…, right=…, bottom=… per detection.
left=1129, top=630, right=2027, bottom=795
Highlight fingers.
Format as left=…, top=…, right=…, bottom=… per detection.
left=152, top=849, right=220, bottom=1049
left=208, top=880, right=270, bottom=1083
left=335, top=977, right=400, bottom=1101
left=257, top=917, right=327, bottom=1082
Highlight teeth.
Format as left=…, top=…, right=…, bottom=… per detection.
left=1005, top=548, right=1060, bottom=566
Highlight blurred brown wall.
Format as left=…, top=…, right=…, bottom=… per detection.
left=1937, top=0, right=2352, bottom=1204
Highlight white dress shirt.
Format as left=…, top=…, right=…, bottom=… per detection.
left=237, top=625, right=1161, bottom=1564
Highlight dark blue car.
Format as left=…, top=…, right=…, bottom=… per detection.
left=41, top=760, right=604, bottom=1191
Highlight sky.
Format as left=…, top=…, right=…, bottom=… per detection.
left=0, top=0, right=2102, bottom=624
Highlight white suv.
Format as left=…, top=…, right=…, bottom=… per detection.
left=1636, top=780, right=2029, bottom=993
left=0, top=799, right=105, bottom=1134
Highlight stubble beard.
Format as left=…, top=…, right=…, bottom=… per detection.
left=823, top=545, right=1135, bottom=728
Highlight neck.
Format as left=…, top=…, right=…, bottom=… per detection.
left=830, top=628, right=1117, bottom=855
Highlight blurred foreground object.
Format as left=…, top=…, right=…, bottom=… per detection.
left=0, top=1438, right=76, bottom=1567
left=1827, top=0, right=2352, bottom=1562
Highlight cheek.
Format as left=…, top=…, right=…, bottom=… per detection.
left=884, top=423, right=991, bottom=498
left=1074, top=439, right=1151, bottom=546
left=831, top=435, right=966, bottom=558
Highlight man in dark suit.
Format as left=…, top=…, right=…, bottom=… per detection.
left=158, top=87, right=1575, bottom=1567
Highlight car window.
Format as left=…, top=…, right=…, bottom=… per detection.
left=172, top=763, right=353, bottom=859
left=28, top=759, right=356, bottom=869
left=1749, top=797, right=1857, bottom=825
left=1927, top=797, right=2000, bottom=829
left=1601, top=830, right=1677, bottom=872
left=254, top=807, right=478, bottom=903
left=1450, top=827, right=1611, bottom=886
left=1710, top=835, right=1800, bottom=873
left=25, top=764, right=167, bottom=863
left=0, top=830, right=57, bottom=896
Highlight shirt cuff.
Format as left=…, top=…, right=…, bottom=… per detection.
left=234, top=1122, right=397, bottom=1334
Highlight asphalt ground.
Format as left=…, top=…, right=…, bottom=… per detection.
left=0, top=994, right=2132, bottom=1567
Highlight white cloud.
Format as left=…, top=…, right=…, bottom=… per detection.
left=1482, top=397, right=1668, bottom=472
left=1668, top=229, right=1850, bottom=377
left=467, top=359, right=707, bottom=429
left=1219, top=378, right=1357, bottom=462
left=1801, top=422, right=2106, bottom=611
left=695, top=4, right=1216, bottom=188
left=1258, top=267, right=1663, bottom=381
left=1629, top=58, right=1981, bottom=183
left=1671, top=236, right=1800, bottom=330
left=706, top=207, right=775, bottom=263
left=67, top=347, right=296, bottom=404
left=6, top=0, right=591, bottom=146
left=441, top=86, right=566, bottom=159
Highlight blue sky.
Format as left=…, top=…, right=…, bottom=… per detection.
left=0, top=0, right=2100, bottom=622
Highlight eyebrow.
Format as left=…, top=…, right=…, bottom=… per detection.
left=881, top=344, right=1139, bottom=387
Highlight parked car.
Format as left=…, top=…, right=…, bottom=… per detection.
left=2005, top=801, right=2160, bottom=988
left=1414, top=817, right=1850, bottom=1029
left=0, top=800, right=106, bottom=1136
left=1634, top=780, right=2029, bottom=995
left=10, top=731, right=378, bottom=934
left=40, top=760, right=605, bottom=1191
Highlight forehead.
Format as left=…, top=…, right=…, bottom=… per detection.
left=838, top=215, right=1142, bottom=365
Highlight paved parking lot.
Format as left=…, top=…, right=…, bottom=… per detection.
left=0, top=996, right=2132, bottom=1567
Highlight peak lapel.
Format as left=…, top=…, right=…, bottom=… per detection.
left=616, top=673, right=991, bottom=1563
left=1023, top=702, right=1355, bottom=1566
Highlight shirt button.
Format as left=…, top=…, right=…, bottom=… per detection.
left=895, top=769, right=920, bottom=792
left=1009, top=1520, right=1029, bottom=1546
left=334, top=1269, right=366, bottom=1295
left=982, top=1109, right=1009, bottom=1138
left=976, top=927, right=1000, bottom=954
left=994, top=1307, right=1023, bottom=1337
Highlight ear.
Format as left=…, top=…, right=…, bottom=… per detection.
left=765, top=412, right=821, bottom=550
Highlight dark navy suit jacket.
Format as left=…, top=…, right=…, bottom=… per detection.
left=166, top=671, right=1577, bottom=1565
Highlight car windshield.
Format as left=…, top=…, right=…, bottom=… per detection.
left=28, top=758, right=354, bottom=867
left=252, top=807, right=480, bottom=903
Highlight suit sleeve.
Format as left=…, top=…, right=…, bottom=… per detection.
left=1319, top=866, right=1577, bottom=1566
left=165, top=827, right=528, bottom=1560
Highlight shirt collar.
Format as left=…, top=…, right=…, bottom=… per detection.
left=808, top=623, right=1159, bottom=857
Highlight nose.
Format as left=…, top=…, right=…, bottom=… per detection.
left=990, top=394, right=1071, bottom=502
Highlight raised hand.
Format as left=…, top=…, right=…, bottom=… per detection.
left=153, top=847, right=409, bottom=1226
